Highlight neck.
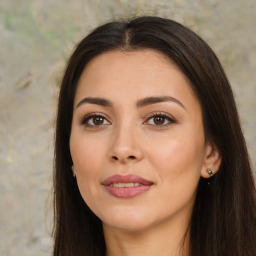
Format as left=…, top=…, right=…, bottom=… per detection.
left=103, top=216, right=190, bottom=256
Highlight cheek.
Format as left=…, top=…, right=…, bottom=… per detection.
left=70, top=132, right=105, bottom=170
left=147, top=130, right=205, bottom=183
left=147, top=135, right=205, bottom=213
left=69, top=134, right=106, bottom=195
left=70, top=135, right=106, bottom=213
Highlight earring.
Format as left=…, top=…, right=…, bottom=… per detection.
left=206, top=168, right=213, bottom=176
left=71, top=166, right=76, bottom=178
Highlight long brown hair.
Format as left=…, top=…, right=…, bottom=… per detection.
left=53, top=16, right=256, bottom=255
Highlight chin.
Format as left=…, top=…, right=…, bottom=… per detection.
left=100, top=209, right=155, bottom=232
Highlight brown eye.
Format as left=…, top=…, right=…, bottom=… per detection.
left=153, top=116, right=165, bottom=125
left=93, top=116, right=104, bottom=125
left=81, top=114, right=111, bottom=127
left=145, top=113, right=176, bottom=127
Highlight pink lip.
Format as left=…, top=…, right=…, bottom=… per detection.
left=102, top=174, right=153, bottom=198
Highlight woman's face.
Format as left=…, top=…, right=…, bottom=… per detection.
left=70, top=49, right=217, bottom=232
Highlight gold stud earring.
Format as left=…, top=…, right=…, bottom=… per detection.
left=206, top=168, right=213, bottom=176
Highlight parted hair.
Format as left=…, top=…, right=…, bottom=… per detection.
left=53, top=16, right=256, bottom=256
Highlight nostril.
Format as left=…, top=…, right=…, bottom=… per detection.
left=111, top=155, right=136, bottom=161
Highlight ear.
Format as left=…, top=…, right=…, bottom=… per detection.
left=200, top=140, right=222, bottom=178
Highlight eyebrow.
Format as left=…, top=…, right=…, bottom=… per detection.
left=76, top=97, right=113, bottom=108
left=136, top=96, right=185, bottom=109
left=76, top=96, right=185, bottom=110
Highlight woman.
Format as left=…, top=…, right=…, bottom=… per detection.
left=53, top=16, right=256, bottom=256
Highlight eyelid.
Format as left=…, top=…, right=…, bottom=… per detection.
left=80, top=112, right=111, bottom=126
left=143, top=111, right=177, bottom=126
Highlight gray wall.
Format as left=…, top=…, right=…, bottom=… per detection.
left=0, top=0, right=255, bottom=255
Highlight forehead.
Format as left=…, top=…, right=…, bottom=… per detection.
left=78, top=49, right=177, bottom=84
left=74, top=49, right=199, bottom=110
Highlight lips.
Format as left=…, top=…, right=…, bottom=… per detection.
left=102, top=174, right=153, bottom=198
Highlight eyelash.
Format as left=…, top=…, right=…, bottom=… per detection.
left=80, top=113, right=111, bottom=127
left=80, top=112, right=176, bottom=128
left=144, top=112, right=176, bottom=127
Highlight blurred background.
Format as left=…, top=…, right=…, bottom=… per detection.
left=0, top=0, right=255, bottom=255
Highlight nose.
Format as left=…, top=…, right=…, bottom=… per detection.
left=109, top=124, right=144, bottom=164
